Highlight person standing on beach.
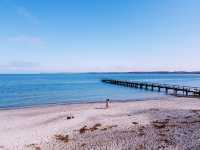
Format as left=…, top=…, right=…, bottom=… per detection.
left=106, top=99, right=110, bottom=109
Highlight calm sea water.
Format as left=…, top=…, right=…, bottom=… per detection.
left=0, top=73, right=200, bottom=109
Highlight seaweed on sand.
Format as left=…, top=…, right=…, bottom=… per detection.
left=55, top=134, right=70, bottom=143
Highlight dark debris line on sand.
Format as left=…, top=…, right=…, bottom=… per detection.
left=26, top=144, right=41, bottom=150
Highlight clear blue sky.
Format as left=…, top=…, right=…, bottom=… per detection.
left=0, top=0, right=200, bottom=73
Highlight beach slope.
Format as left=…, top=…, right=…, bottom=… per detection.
left=0, top=97, right=200, bottom=150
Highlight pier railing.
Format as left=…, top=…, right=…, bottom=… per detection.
left=102, top=79, right=200, bottom=97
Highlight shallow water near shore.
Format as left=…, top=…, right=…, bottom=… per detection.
left=0, top=73, right=200, bottom=109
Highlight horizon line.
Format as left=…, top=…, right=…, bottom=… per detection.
left=1, top=71, right=200, bottom=75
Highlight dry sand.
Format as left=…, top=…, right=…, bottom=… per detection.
left=0, top=97, right=200, bottom=150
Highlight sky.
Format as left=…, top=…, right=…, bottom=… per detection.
left=0, top=0, right=200, bottom=73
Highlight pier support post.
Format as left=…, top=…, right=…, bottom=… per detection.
left=186, top=91, right=188, bottom=96
left=173, top=89, right=177, bottom=95
left=165, top=88, right=168, bottom=94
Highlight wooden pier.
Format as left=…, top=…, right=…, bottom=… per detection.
left=102, top=79, right=200, bottom=97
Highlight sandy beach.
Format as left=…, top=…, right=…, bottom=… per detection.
left=1, top=97, right=200, bottom=150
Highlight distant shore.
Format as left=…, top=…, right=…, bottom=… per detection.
left=0, top=97, right=200, bottom=150
left=2, top=71, right=200, bottom=75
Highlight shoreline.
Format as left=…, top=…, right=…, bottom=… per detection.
left=0, top=96, right=171, bottom=111
left=1, top=97, right=200, bottom=149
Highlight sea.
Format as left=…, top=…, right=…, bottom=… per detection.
left=0, top=73, right=200, bottom=109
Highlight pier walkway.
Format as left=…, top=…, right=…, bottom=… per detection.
left=102, top=79, right=200, bottom=97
